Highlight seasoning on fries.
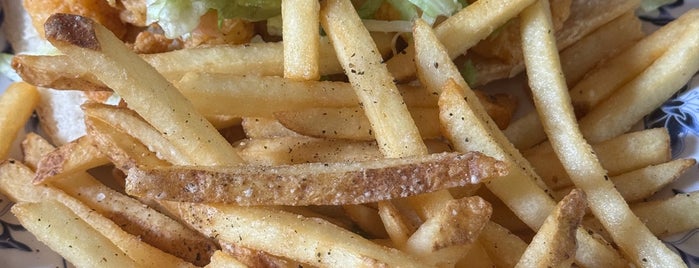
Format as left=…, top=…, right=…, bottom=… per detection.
left=1, top=0, right=699, bottom=267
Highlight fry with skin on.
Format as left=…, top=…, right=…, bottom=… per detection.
left=33, top=135, right=109, bottom=184
left=22, top=133, right=218, bottom=266
left=516, top=189, right=587, bottom=268
left=82, top=103, right=191, bottom=165
left=519, top=1, right=684, bottom=265
left=405, top=196, right=492, bottom=267
left=44, top=13, right=241, bottom=166
left=126, top=151, right=506, bottom=205
left=0, top=82, right=39, bottom=159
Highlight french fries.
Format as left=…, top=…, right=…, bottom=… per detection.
left=174, top=202, right=431, bottom=267
left=515, top=189, right=587, bottom=268
left=0, top=82, right=39, bottom=159
left=282, top=0, right=321, bottom=80
left=3, top=1, right=699, bottom=267
left=520, top=1, right=684, bottom=265
left=33, top=135, right=109, bottom=184
left=126, top=152, right=506, bottom=205
left=44, top=13, right=242, bottom=166
left=12, top=201, right=141, bottom=268
left=321, top=0, right=426, bottom=158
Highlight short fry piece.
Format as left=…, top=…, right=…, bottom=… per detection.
left=405, top=196, right=492, bottom=266
left=44, top=13, right=241, bottom=165
left=33, top=135, right=109, bottom=184
left=283, top=0, right=321, bottom=80
left=126, top=152, right=507, bottom=205
left=0, top=82, right=39, bottom=159
left=516, top=189, right=587, bottom=268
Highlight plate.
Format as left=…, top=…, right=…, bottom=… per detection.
left=1, top=1, right=699, bottom=267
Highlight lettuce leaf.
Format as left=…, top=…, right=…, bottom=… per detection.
left=146, top=0, right=281, bottom=38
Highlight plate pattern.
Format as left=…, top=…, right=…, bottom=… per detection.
left=1, top=1, right=699, bottom=267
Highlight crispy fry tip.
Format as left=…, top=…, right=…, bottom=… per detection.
left=44, top=13, right=100, bottom=50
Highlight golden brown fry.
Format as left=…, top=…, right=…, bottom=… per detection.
left=126, top=152, right=507, bottom=205
left=33, top=135, right=109, bottom=184
left=174, top=202, right=430, bottom=267
left=12, top=201, right=139, bottom=267
left=241, top=117, right=302, bottom=139
left=283, top=0, right=321, bottom=80
left=82, top=103, right=191, bottom=165
left=12, top=54, right=109, bottom=91
left=554, top=159, right=695, bottom=203
left=516, top=189, right=587, bottom=268
left=579, top=18, right=699, bottom=143
left=527, top=128, right=671, bottom=190
left=479, top=221, right=529, bottom=268
left=204, top=251, right=247, bottom=268
left=560, top=11, right=643, bottom=87
left=44, top=13, right=241, bottom=165
left=85, top=115, right=170, bottom=170
left=22, top=132, right=219, bottom=266
left=320, top=0, right=426, bottom=157
left=386, top=0, right=536, bottom=81
left=0, top=82, right=39, bottom=159
left=275, top=107, right=441, bottom=140
left=417, top=14, right=623, bottom=266
left=520, top=1, right=684, bottom=265
left=405, top=196, right=492, bottom=266
left=570, top=9, right=699, bottom=115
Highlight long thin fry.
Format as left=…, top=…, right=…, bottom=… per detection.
left=320, top=0, right=426, bottom=157
left=579, top=18, right=699, bottom=143
left=416, top=16, right=624, bottom=266
left=126, top=151, right=506, bottom=205
left=44, top=13, right=241, bottom=165
left=520, top=1, right=684, bottom=266
left=174, top=202, right=430, bottom=267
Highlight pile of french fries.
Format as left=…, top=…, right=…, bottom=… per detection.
left=2, top=0, right=699, bottom=267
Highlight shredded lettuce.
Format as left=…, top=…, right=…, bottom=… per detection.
left=640, top=0, right=674, bottom=12
left=459, top=59, right=477, bottom=86
left=146, top=0, right=282, bottom=38
left=0, top=54, right=21, bottom=82
left=357, top=0, right=385, bottom=19
left=385, top=0, right=419, bottom=21
left=406, top=0, right=462, bottom=24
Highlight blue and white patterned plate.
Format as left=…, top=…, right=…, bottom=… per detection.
left=1, top=1, right=699, bottom=267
